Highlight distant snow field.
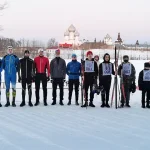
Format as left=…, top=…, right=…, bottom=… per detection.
left=0, top=59, right=150, bottom=150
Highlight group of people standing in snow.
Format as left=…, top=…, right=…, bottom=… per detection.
left=0, top=46, right=149, bottom=109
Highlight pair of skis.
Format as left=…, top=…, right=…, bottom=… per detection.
left=111, top=46, right=126, bottom=108
left=81, top=49, right=87, bottom=109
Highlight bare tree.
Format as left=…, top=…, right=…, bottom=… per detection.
left=47, top=38, right=58, bottom=48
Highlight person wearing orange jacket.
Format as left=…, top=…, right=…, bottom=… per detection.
left=34, top=49, right=50, bottom=106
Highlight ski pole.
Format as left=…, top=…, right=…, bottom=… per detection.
left=111, top=81, right=115, bottom=107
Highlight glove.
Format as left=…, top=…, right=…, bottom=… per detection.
left=99, top=85, right=104, bottom=91
left=51, top=79, right=53, bottom=83
left=63, top=79, right=66, bottom=83
left=32, top=76, right=35, bottom=82
left=47, top=77, right=50, bottom=82
left=18, top=76, right=22, bottom=83
left=133, top=81, right=135, bottom=85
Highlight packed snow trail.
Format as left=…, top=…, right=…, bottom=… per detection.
left=0, top=60, right=150, bottom=150
left=0, top=90, right=150, bottom=150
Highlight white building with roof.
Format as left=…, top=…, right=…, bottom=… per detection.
left=104, top=34, right=113, bottom=45
left=61, top=24, right=81, bottom=46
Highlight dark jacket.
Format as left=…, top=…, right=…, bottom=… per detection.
left=0, top=59, right=2, bottom=81
left=138, top=70, right=150, bottom=91
left=50, top=57, right=66, bottom=79
left=82, top=58, right=98, bottom=80
left=66, top=60, right=81, bottom=80
left=19, top=57, right=35, bottom=79
left=99, top=62, right=115, bottom=87
left=118, top=62, right=136, bottom=85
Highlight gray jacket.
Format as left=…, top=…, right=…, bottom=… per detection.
left=50, top=57, right=66, bottom=79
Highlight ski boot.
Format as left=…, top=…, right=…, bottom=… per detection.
left=120, top=103, right=124, bottom=108
left=12, top=100, right=16, bottom=107
left=126, top=103, right=131, bottom=108
left=75, top=100, right=79, bottom=106
left=105, top=101, right=110, bottom=108
left=51, top=100, right=56, bottom=105
left=89, top=101, right=95, bottom=107
left=12, top=96, right=16, bottom=107
left=0, top=103, right=2, bottom=107
left=81, top=101, right=88, bottom=108
left=12, top=90, right=16, bottom=107
left=44, top=100, right=48, bottom=106
left=5, top=101, right=10, bottom=107
left=59, top=100, right=64, bottom=106
left=141, top=101, right=145, bottom=108
left=28, top=101, right=33, bottom=107
left=5, top=92, right=10, bottom=107
left=20, top=100, right=26, bottom=107
left=67, top=100, right=71, bottom=106
left=101, top=103, right=105, bottom=108
left=34, top=100, right=40, bottom=106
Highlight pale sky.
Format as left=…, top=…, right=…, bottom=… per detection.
left=0, top=0, right=150, bottom=44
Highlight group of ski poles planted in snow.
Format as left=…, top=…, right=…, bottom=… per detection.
left=0, top=46, right=150, bottom=109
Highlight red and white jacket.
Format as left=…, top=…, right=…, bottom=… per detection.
left=34, top=56, right=50, bottom=77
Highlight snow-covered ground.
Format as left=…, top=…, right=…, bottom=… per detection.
left=0, top=60, right=150, bottom=150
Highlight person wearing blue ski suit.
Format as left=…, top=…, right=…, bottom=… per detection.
left=2, top=46, right=20, bottom=107
left=66, top=54, right=81, bottom=105
left=0, top=59, right=2, bottom=107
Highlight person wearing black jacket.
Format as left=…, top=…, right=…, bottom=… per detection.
left=138, top=62, right=150, bottom=108
left=18, top=50, right=35, bottom=107
left=81, top=51, right=98, bottom=108
left=99, top=53, right=115, bottom=108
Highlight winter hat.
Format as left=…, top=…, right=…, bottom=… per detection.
left=123, top=55, right=129, bottom=62
left=55, top=49, right=60, bottom=55
left=123, top=55, right=129, bottom=60
left=38, top=48, right=44, bottom=53
left=144, top=62, right=150, bottom=68
left=103, top=53, right=110, bottom=62
left=72, top=53, right=77, bottom=58
left=7, top=46, right=13, bottom=49
left=24, top=50, right=30, bottom=54
left=94, top=55, right=99, bottom=60
left=86, top=51, right=93, bottom=56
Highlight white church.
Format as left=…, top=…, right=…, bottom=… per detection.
left=59, top=24, right=113, bottom=48
left=103, top=34, right=113, bottom=45
left=59, top=24, right=81, bottom=47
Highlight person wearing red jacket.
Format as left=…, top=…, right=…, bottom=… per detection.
left=34, top=49, right=50, bottom=106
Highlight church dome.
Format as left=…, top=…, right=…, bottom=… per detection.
left=75, top=30, right=80, bottom=37
left=68, top=24, right=76, bottom=32
left=64, top=30, right=69, bottom=36
left=104, top=34, right=111, bottom=40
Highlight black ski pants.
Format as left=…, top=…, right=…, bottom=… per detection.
left=52, top=78, right=64, bottom=101
left=101, top=83, right=111, bottom=103
left=22, top=78, right=32, bottom=102
left=142, top=90, right=150, bottom=106
left=84, top=78, right=94, bottom=102
left=35, top=73, right=47, bottom=102
left=68, top=79, right=79, bottom=102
